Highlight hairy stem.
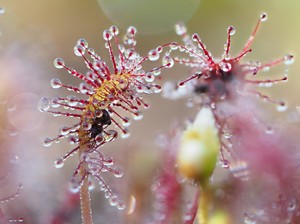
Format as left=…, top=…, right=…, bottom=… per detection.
left=80, top=169, right=93, bottom=224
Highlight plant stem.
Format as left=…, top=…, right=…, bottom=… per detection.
left=197, top=184, right=210, bottom=224
left=80, top=171, right=93, bottom=224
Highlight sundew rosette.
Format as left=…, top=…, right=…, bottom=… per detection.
left=160, top=13, right=294, bottom=169
left=38, top=25, right=169, bottom=210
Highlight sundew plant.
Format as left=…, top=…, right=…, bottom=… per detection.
left=37, top=11, right=300, bottom=224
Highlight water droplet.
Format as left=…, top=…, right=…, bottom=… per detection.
left=262, top=66, right=270, bottom=72
left=109, top=196, right=118, bottom=207
left=148, top=49, right=160, bottom=61
left=127, top=26, right=137, bottom=37
left=0, top=7, right=5, bottom=15
left=145, top=73, right=155, bottom=83
left=38, top=97, right=51, bottom=112
left=121, top=129, right=130, bottom=139
left=113, top=167, right=124, bottom=178
left=110, top=25, right=119, bottom=36
left=148, top=69, right=159, bottom=78
left=122, top=117, right=131, bottom=127
left=43, top=137, right=52, bottom=147
left=77, top=38, right=88, bottom=48
left=54, top=158, right=64, bottom=168
left=103, top=29, right=112, bottom=41
left=88, top=181, right=95, bottom=191
left=260, top=12, right=268, bottom=22
left=284, top=54, right=294, bottom=65
left=228, top=26, right=236, bottom=35
left=219, top=61, right=232, bottom=72
left=68, top=136, right=78, bottom=144
left=133, top=111, right=143, bottom=120
left=117, top=201, right=126, bottom=210
left=53, top=58, right=65, bottom=69
left=69, top=179, right=80, bottom=193
left=82, top=122, right=92, bottom=131
left=51, top=98, right=60, bottom=108
left=79, top=83, right=89, bottom=94
left=67, top=95, right=78, bottom=106
left=276, top=101, right=288, bottom=112
left=152, top=85, right=162, bottom=93
left=191, top=33, right=199, bottom=41
left=265, top=126, right=274, bottom=134
left=287, top=198, right=298, bottom=212
left=50, top=78, right=62, bottom=89
left=95, top=134, right=104, bottom=144
left=105, top=130, right=118, bottom=141
left=104, top=157, right=114, bottom=166
left=229, top=160, right=250, bottom=181
left=221, top=159, right=230, bottom=169
left=170, top=42, right=179, bottom=50
left=74, top=44, right=85, bottom=56
left=175, top=23, right=187, bottom=35
left=162, top=55, right=174, bottom=68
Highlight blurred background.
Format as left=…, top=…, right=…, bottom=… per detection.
left=0, top=0, right=299, bottom=223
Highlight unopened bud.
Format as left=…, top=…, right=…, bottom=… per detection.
left=177, top=107, right=220, bottom=182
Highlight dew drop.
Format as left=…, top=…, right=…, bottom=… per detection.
left=145, top=73, right=155, bottom=83
left=0, top=7, right=5, bottom=15
left=69, top=179, right=80, bottom=193
left=113, top=167, right=124, bottom=178
left=152, top=85, right=162, bottom=93
left=77, top=38, right=88, bottom=49
left=103, top=29, right=113, bottom=41
left=74, top=45, right=85, bottom=56
left=153, top=69, right=161, bottom=76
left=121, top=129, right=130, bottom=139
left=110, top=25, right=119, bottom=36
left=287, top=198, right=298, bottom=212
left=81, top=122, right=92, bottom=131
left=67, top=95, right=78, bottom=106
left=53, top=58, right=65, bottom=69
left=284, top=54, right=294, bottom=65
left=162, top=55, right=174, bottom=68
left=127, top=26, right=137, bottom=37
left=265, top=126, right=274, bottom=134
left=104, top=157, right=114, bottom=165
left=133, top=111, right=143, bottom=120
left=220, top=159, right=230, bottom=169
left=276, top=101, right=288, bottom=112
left=43, top=137, right=53, bottom=147
left=50, top=78, right=62, bottom=89
left=117, top=201, right=126, bottom=210
left=60, top=126, right=70, bottom=135
left=228, top=26, right=236, bottom=36
left=38, top=97, right=51, bottom=112
left=191, top=33, right=199, bottom=41
left=109, top=196, right=118, bottom=207
left=175, top=23, right=187, bottom=35
left=122, top=117, right=131, bottom=127
left=260, top=12, right=268, bottom=22
left=88, top=181, right=95, bottom=191
left=219, top=62, right=232, bottom=72
left=51, top=98, right=60, bottom=108
left=95, top=134, right=104, bottom=144
left=170, top=42, right=179, bottom=50
left=262, top=66, right=270, bottom=72
left=105, top=130, right=118, bottom=141
left=68, top=136, right=78, bottom=144
left=54, top=158, right=64, bottom=168
left=148, top=49, right=160, bottom=61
